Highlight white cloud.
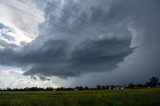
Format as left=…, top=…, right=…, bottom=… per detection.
left=0, top=0, right=44, bottom=45
left=0, top=66, right=62, bottom=88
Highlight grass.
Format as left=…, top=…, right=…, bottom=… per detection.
left=0, top=88, right=160, bottom=106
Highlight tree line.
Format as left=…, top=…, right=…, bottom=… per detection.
left=0, top=76, right=159, bottom=91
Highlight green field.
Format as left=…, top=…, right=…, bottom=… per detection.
left=0, top=88, right=160, bottom=106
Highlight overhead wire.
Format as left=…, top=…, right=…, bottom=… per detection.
left=18, top=0, right=95, bottom=38
left=0, top=0, right=92, bottom=41
left=43, top=0, right=106, bottom=35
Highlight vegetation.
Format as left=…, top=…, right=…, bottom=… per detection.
left=146, top=76, right=159, bottom=87
left=0, top=88, right=160, bottom=106
left=0, top=76, right=159, bottom=106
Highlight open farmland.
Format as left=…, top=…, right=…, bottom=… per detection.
left=0, top=88, right=160, bottom=106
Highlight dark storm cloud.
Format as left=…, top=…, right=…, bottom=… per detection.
left=23, top=38, right=133, bottom=77
left=4, top=0, right=160, bottom=78
left=77, top=0, right=160, bottom=86
left=0, top=37, right=133, bottom=77
left=0, top=40, right=133, bottom=78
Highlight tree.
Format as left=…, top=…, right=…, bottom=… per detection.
left=101, top=86, right=106, bottom=90
left=97, top=85, right=101, bottom=90
left=128, top=83, right=135, bottom=89
left=46, top=87, right=54, bottom=91
left=147, top=76, right=159, bottom=87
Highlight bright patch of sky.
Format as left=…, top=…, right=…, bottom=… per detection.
left=0, top=65, right=63, bottom=88
left=0, top=0, right=44, bottom=46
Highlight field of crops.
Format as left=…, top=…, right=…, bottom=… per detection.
left=0, top=88, right=160, bottom=106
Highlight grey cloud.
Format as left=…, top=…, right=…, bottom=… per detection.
left=67, top=0, right=160, bottom=86
left=23, top=38, right=133, bottom=77
left=0, top=37, right=133, bottom=78
left=0, top=23, right=15, bottom=42
left=0, top=0, right=137, bottom=78
left=30, top=76, right=37, bottom=80
left=1, top=34, right=15, bottom=41
left=39, top=76, right=51, bottom=81
left=0, top=40, right=17, bottom=48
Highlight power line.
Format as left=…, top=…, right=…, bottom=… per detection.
left=42, top=0, right=106, bottom=35
left=0, top=1, right=131, bottom=58
left=18, top=0, right=95, bottom=38
left=0, top=1, right=92, bottom=41
left=0, top=1, right=39, bottom=37
left=17, top=0, right=134, bottom=55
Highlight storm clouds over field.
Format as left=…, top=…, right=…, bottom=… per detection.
left=0, top=0, right=160, bottom=88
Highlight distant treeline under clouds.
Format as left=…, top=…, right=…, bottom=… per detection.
left=0, top=77, right=159, bottom=91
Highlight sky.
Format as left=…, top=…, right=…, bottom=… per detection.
left=0, top=0, right=160, bottom=88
